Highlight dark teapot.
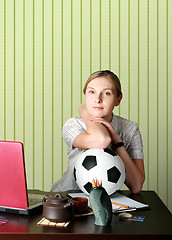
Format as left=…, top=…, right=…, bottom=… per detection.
left=42, top=193, right=74, bottom=222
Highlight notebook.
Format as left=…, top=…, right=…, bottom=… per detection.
left=68, top=191, right=149, bottom=213
left=0, top=140, right=43, bottom=215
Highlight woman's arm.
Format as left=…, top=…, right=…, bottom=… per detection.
left=73, top=103, right=112, bottom=149
left=115, top=147, right=145, bottom=194
left=88, top=117, right=145, bottom=193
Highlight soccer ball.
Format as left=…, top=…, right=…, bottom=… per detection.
left=74, top=148, right=126, bottom=195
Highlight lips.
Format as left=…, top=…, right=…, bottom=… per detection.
left=93, top=107, right=104, bottom=110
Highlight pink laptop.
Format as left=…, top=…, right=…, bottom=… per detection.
left=0, top=141, right=43, bottom=215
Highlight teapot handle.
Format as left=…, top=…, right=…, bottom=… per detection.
left=42, top=195, right=49, bottom=203
left=64, top=202, right=74, bottom=208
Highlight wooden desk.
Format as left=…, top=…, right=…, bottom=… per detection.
left=0, top=190, right=172, bottom=240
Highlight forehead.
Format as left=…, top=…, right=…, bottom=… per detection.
left=87, top=76, right=116, bottom=90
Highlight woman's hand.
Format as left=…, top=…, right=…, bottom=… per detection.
left=78, top=103, right=88, bottom=119
left=87, top=116, right=122, bottom=144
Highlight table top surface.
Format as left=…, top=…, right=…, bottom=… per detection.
left=0, top=190, right=172, bottom=240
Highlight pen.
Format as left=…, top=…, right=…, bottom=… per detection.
left=113, top=207, right=136, bottom=213
left=111, top=201, right=129, bottom=209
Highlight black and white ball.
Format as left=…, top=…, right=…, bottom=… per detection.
left=74, top=148, right=126, bottom=195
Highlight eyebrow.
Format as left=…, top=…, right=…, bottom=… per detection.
left=87, top=87, right=114, bottom=92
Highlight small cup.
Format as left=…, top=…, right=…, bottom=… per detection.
left=71, top=197, right=88, bottom=214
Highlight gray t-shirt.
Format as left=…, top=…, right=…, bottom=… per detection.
left=51, top=114, right=144, bottom=192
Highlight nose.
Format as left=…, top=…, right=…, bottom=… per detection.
left=95, top=94, right=102, bottom=103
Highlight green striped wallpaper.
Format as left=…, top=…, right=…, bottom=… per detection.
left=0, top=0, right=172, bottom=212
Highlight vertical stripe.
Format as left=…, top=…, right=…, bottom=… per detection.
left=4, top=0, right=6, bottom=140
left=138, top=0, right=140, bottom=127
left=147, top=0, right=150, bottom=190
left=166, top=0, right=168, bottom=206
left=80, top=0, right=82, bottom=103
left=42, top=0, right=44, bottom=190
left=71, top=0, right=73, bottom=116
left=52, top=0, right=54, bottom=184
left=23, top=0, right=25, bottom=145
left=119, top=0, right=121, bottom=116
left=61, top=0, right=63, bottom=175
left=14, top=0, right=16, bottom=140
left=157, top=0, right=159, bottom=194
left=100, top=0, right=101, bottom=70
left=128, top=0, right=130, bottom=120
left=109, top=0, right=111, bottom=70
left=90, top=0, right=92, bottom=73
left=33, top=0, right=35, bottom=188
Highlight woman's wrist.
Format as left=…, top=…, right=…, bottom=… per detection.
left=111, top=134, right=122, bottom=145
left=112, top=141, right=124, bottom=151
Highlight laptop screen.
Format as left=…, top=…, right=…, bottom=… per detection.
left=0, top=141, right=28, bottom=209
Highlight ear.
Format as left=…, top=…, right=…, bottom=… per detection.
left=115, top=93, right=122, bottom=107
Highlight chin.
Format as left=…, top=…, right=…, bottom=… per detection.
left=93, top=113, right=106, bottom=118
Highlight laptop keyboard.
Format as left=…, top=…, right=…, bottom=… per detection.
left=28, top=198, right=42, bottom=206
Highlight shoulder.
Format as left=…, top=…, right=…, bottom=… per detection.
left=112, top=114, right=138, bottom=133
left=62, top=117, right=86, bottom=141
left=112, top=114, right=142, bottom=144
left=63, top=117, right=85, bottom=130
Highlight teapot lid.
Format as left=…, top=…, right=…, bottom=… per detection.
left=43, top=193, right=69, bottom=204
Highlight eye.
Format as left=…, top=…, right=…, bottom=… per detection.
left=89, top=90, right=95, bottom=94
left=104, top=91, right=111, bottom=96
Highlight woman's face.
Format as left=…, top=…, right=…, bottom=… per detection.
left=85, top=76, right=121, bottom=121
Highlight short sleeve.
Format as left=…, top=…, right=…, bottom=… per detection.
left=62, top=118, right=86, bottom=150
left=126, top=125, right=144, bottom=160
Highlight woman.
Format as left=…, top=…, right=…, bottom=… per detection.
left=51, top=70, right=145, bottom=194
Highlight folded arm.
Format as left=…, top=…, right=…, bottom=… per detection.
left=86, top=116, right=145, bottom=194
left=73, top=103, right=112, bottom=149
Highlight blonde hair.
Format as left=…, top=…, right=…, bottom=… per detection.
left=83, top=70, right=122, bottom=97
